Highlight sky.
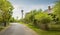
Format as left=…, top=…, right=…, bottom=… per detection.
left=9, top=0, right=57, bottom=19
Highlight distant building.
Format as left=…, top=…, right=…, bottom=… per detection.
left=44, top=6, right=52, bottom=14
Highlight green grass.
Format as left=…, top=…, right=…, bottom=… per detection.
left=48, top=23, right=60, bottom=31
left=25, top=24, right=60, bottom=35
left=20, top=22, right=60, bottom=35
left=0, top=26, right=4, bottom=31
left=0, top=24, right=10, bottom=31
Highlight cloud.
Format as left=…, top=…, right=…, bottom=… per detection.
left=12, top=3, right=54, bottom=19
left=12, top=5, right=21, bottom=19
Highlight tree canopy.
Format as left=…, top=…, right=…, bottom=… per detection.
left=53, top=0, right=60, bottom=20
left=0, top=0, right=14, bottom=26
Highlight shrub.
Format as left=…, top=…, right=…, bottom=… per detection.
left=35, top=12, right=52, bottom=30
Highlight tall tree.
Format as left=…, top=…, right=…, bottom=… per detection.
left=0, top=0, right=14, bottom=26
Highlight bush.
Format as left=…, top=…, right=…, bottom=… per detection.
left=35, top=12, right=52, bottom=30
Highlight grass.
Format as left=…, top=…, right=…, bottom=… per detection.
left=0, top=26, right=4, bottom=31
left=49, top=24, right=60, bottom=30
left=0, top=24, right=10, bottom=31
left=19, top=22, right=60, bottom=35
left=22, top=23, right=60, bottom=35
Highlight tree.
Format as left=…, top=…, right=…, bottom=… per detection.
left=35, top=12, right=52, bottom=30
left=0, top=0, right=14, bottom=26
left=9, top=17, right=15, bottom=22
left=53, top=0, right=60, bottom=21
left=24, top=9, right=43, bottom=26
left=25, top=10, right=37, bottom=24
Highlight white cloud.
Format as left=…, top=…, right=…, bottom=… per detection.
left=12, top=4, right=54, bottom=19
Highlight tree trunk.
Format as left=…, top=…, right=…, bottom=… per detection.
left=4, top=22, right=6, bottom=27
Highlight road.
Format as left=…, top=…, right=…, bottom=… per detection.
left=0, top=23, right=38, bottom=35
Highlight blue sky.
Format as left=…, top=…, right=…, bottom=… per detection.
left=9, top=0, right=57, bottom=19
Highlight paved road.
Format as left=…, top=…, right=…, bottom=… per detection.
left=0, top=23, right=38, bottom=35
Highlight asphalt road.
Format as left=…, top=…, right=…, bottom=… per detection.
left=0, top=23, right=38, bottom=35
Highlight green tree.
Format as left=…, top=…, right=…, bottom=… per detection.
left=25, top=10, right=37, bottom=24
left=53, top=0, right=60, bottom=20
left=35, top=12, right=52, bottom=30
left=0, top=0, right=14, bottom=26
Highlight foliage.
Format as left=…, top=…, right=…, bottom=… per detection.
left=53, top=0, right=60, bottom=20
left=26, top=23, right=60, bottom=35
left=9, top=17, right=15, bottom=22
left=25, top=10, right=37, bottom=23
left=35, top=12, right=52, bottom=24
left=34, top=12, right=52, bottom=30
left=22, top=0, right=60, bottom=31
left=24, top=9, right=53, bottom=30
left=0, top=0, right=14, bottom=26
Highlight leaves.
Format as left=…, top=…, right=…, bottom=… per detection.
left=53, top=0, right=60, bottom=20
left=0, top=0, right=14, bottom=23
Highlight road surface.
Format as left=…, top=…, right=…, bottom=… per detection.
left=0, top=23, right=38, bottom=35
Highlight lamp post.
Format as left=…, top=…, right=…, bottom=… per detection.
left=21, top=10, right=24, bottom=19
